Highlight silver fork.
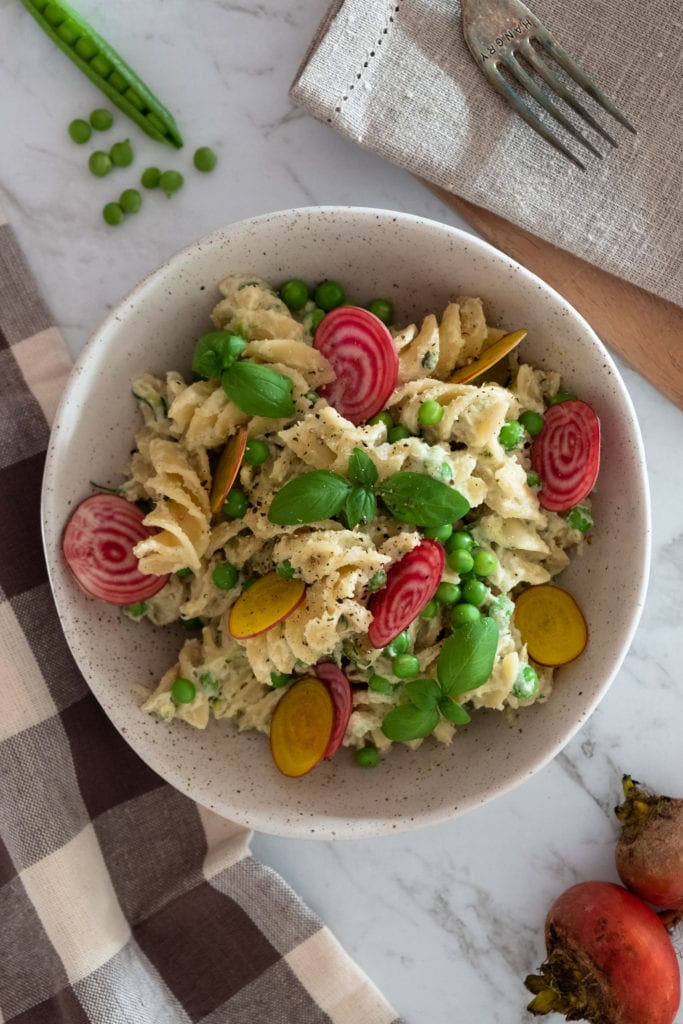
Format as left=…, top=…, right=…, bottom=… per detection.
left=460, top=0, right=636, bottom=170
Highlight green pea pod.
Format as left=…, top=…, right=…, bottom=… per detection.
left=19, top=0, right=183, bottom=148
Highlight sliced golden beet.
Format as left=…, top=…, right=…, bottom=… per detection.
left=209, top=428, right=247, bottom=513
left=270, top=676, right=334, bottom=777
left=228, top=571, right=306, bottom=639
left=449, top=329, right=527, bottom=384
left=513, top=584, right=587, bottom=666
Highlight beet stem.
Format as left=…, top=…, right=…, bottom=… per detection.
left=524, top=949, right=607, bottom=1023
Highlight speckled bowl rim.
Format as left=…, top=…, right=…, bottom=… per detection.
left=41, top=206, right=651, bottom=839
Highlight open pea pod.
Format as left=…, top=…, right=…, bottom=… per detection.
left=19, top=0, right=183, bottom=147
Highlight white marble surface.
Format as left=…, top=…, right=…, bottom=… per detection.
left=1, top=1, right=681, bottom=1021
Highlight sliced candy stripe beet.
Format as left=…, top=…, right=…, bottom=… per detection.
left=531, top=400, right=600, bottom=512
left=315, top=662, right=353, bottom=759
left=63, top=494, right=169, bottom=605
left=314, top=306, right=399, bottom=425
left=368, top=540, right=445, bottom=649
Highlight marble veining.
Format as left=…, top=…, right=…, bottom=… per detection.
left=1, top=0, right=681, bottom=1020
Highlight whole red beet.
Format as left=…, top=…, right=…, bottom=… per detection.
left=615, top=775, right=683, bottom=913
left=525, top=881, right=680, bottom=1023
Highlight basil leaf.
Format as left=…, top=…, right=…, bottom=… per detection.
left=381, top=703, right=440, bottom=742
left=193, top=332, right=246, bottom=379
left=437, top=618, right=500, bottom=695
left=347, top=447, right=378, bottom=487
left=439, top=696, right=471, bottom=725
left=344, top=486, right=376, bottom=529
left=404, top=678, right=441, bottom=711
left=222, top=362, right=295, bottom=418
left=268, top=470, right=352, bottom=526
left=378, top=471, right=470, bottom=527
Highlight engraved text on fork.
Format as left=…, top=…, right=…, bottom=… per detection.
left=479, top=18, right=534, bottom=62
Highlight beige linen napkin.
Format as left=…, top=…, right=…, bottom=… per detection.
left=0, top=208, right=402, bottom=1024
left=291, top=0, right=683, bottom=308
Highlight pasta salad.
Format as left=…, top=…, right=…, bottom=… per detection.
left=62, top=273, right=600, bottom=775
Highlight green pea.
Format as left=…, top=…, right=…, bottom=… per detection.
left=420, top=599, right=439, bottom=620
left=44, top=4, right=65, bottom=26
left=141, top=166, right=161, bottom=189
left=367, top=298, right=393, bottom=325
left=526, top=470, right=541, bottom=489
left=75, top=36, right=98, bottom=60
left=193, top=146, right=217, bottom=172
left=89, top=108, right=113, bottom=131
left=146, top=112, right=166, bottom=134
left=423, top=523, right=453, bottom=542
left=368, top=674, right=394, bottom=694
left=90, top=53, right=112, bottom=77
left=175, top=567, right=193, bottom=579
left=89, top=150, right=112, bottom=177
left=472, top=549, right=498, bottom=577
left=446, top=531, right=474, bottom=554
left=309, top=308, right=325, bottom=333
left=566, top=505, right=594, bottom=532
left=159, top=169, right=184, bottom=196
left=119, top=188, right=141, bottom=214
left=368, top=411, right=394, bottom=430
left=446, top=548, right=474, bottom=574
left=498, top=420, right=525, bottom=450
left=355, top=745, right=381, bottom=767
left=512, top=665, right=539, bottom=699
left=212, top=562, right=239, bottom=590
left=417, top=400, right=444, bottom=426
left=57, top=18, right=79, bottom=42
left=439, top=462, right=454, bottom=481
left=108, top=70, right=127, bottom=93
left=276, top=560, right=295, bottom=580
left=68, top=118, right=91, bottom=144
left=548, top=391, right=577, bottom=406
left=244, top=438, right=269, bottom=465
left=384, top=630, right=410, bottom=657
left=124, top=88, right=145, bottom=111
left=451, top=603, right=481, bottom=626
left=270, top=671, right=291, bottom=689
left=171, top=677, right=196, bottom=704
left=367, top=570, right=387, bottom=593
left=222, top=488, right=248, bottom=518
left=314, top=279, right=345, bottom=311
left=436, top=582, right=462, bottom=605
left=392, top=654, right=420, bottom=678
left=102, top=202, right=124, bottom=226
left=110, top=139, right=133, bottom=167
left=279, top=279, right=310, bottom=311
left=181, top=617, right=203, bottom=630
left=519, top=409, right=544, bottom=436
left=124, top=601, right=146, bottom=618
left=388, top=424, right=411, bottom=443
left=462, top=578, right=488, bottom=606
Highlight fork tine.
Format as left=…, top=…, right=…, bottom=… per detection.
left=481, top=62, right=586, bottom=170
left=534, top=31, right=637, bottom=134
left=520, top=43, right=618, bottom=148
left=501, top=54, right=604, bottom=159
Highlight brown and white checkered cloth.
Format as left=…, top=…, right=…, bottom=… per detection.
left=0, top=210, right=402, bottom=1024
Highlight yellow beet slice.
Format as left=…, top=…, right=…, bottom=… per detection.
left=228, top=571, right=306, bottom=639
left=209, top=427, right=247, bottom=513
left=270, top=677, right=334, bottom=777
left=513, top=584, right=588, bottom=666
left=449, top=329, right=527, bottom=384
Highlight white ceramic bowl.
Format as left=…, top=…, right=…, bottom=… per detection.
left=41, top=207, right=650, bottom=839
